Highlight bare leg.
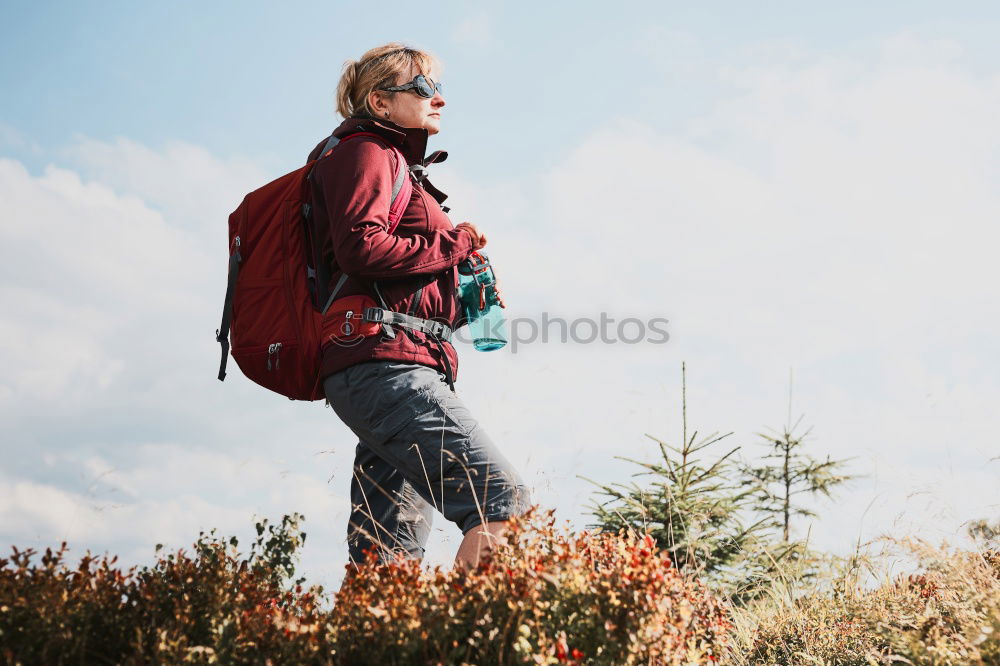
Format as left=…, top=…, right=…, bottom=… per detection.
left=454, top=520, right=510, bottom=570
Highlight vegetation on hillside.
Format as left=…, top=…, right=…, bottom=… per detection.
left=2, top=511, right=997, bottom=664
left=2, top=366, right=997, bottom=664
left=0, top=509, right=730, bottom=665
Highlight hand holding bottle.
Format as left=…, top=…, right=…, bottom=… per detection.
left=457, top=250, right=507, bottom=351
left=456, top=222, right=487, bottom=250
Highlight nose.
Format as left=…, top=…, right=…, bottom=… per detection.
left=432, top=90, right=445, bottom=108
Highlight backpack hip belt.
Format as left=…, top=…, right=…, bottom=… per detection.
left=380, top=306, right=457, bottom=393
left=362, top=307, right=453, bottom=342
left=322, top=272, right=457, bottom=391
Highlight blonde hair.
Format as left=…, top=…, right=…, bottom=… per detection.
left=335, top=43, right=439, bottom=119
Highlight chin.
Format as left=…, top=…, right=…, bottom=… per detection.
left=425, top=119, right=441, bottom=135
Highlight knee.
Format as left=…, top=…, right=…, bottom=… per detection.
left=456, top=482, right=532, bottom=535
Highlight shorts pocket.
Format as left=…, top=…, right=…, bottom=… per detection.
left=417, top=380, right=476, bottom=439
left=369, top=391, right=425, bottom=445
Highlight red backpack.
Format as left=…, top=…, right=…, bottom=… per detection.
left=215, top=132, right=412, bottom=401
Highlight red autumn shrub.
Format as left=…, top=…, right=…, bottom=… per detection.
left=0, top=509, right=730, bottom=664
left=0, top=516, right=328, bottom=664
left=330, top=507, right=731, bottom=664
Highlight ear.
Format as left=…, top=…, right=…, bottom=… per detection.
left=368, top=90, right=389, bottom=116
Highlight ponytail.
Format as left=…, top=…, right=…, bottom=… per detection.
left=336, top=60, right=362, bottom=118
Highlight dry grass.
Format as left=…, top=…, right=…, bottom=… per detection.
left=723, top=540, right=1000, bottom=665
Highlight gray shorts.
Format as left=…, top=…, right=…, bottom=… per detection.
left=323, top=360, right=530, bottom=565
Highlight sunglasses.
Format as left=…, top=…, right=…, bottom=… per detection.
left=379, top=74, right=443, bottom=99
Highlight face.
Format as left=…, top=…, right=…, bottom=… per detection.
left=368, top=64, right=446, bottom=135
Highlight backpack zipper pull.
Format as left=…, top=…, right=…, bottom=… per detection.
left=267, top=343, right=276, bottom=371
left=274, top=342, right=282, bottom=370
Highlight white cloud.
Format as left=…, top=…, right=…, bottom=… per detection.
left=0, top=444, right=352, bottom=584
left=0, top=159, right=199, bottom=400
left=64, top=137, right=266, bottom=232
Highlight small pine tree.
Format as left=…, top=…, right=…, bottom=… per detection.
left=584, top=363, right=778, bottom=599
left=740, top=373, right=855, bottom=542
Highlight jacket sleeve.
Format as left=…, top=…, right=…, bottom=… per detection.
left=315, top=137, right=474, bottom=279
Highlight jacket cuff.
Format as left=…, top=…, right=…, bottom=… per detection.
left=454, top=226, right=476, bottom=260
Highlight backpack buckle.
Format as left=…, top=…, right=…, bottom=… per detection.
left=428, top=321, right=452, bottom=341
left=363, top=307, right=384, bottom=323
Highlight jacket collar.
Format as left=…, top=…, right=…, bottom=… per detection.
left=324, top=116, right=451, bottom=206
left=332, top=115, right=429, bottom=166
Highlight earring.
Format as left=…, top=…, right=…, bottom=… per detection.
left=384, top=111, right=390, bottom=120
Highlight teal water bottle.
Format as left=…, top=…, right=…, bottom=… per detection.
left=457, top=251, right=507, bottom=351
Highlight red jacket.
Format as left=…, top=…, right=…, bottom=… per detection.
left=307, top=117, right=475, bottom=382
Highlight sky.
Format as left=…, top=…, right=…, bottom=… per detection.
left=1, top=1, right=998, bottom=589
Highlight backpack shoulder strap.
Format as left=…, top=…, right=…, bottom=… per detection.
left=316, top=133, right=412, bottom=318
left=386, top=149, right=411, bottom=234
left=317, top=133, right=341, bottom=160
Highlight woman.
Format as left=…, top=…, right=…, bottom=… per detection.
left=308, top=43, right=530, bottom=570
